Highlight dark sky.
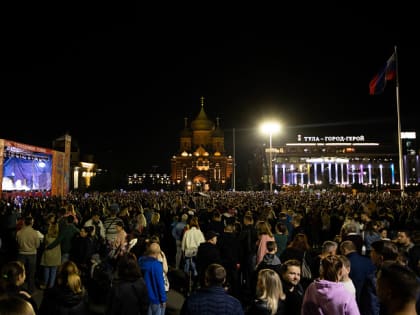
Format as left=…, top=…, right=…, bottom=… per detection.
left=1, top=4, right=418, bottom=176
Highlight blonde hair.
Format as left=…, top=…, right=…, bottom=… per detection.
left=56, top=261, right=80, bottom=286
left=151, top=212, right=160, bottom=225
left=67, top=273, right=83, bottom=294
left=256, top=269, right=285, bottom=315
left=256, top=221, right=273, bottom=238
left=66, top=203, right=76, bottom=215
left=136, top=213, right=147, bottom=229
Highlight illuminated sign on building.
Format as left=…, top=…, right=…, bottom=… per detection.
left=297, top=134, right=366, bottom=142
left=401, top=132, right=416, bottom=139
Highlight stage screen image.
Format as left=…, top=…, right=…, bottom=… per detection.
left=2, top=146, right=52, bottom=191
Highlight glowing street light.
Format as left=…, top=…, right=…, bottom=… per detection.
left=260, top=121, right=281, bottom=193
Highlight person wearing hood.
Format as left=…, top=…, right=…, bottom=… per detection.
left=251, top=241, right=282, bottom=298
left=302, top=254, right=360, bottom=315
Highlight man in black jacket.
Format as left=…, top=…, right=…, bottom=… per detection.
left=280, top=259, right=305, bottom=315
left=196, top=230, right=222, bottom=288
left=237, top=214, right=257, bottom=305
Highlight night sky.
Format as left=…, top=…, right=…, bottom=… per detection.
left=1, top=4, right=418, bottom=177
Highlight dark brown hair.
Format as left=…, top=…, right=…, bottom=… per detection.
left=320, top=254, right=343, bottom=282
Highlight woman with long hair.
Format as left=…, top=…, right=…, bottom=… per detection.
left=255, top=221, right=275, bottom=267
left=246, top=268, right=286, bottom=315
left=40, top=220, right=61, bottom=289
left=181, top=216, right=205, bottom=290
left=280, top=233, right=313, bottom=288
left=39, top=261, right=89, bottom=315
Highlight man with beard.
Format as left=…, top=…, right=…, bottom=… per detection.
left=280, top=259, right=305, bottom=315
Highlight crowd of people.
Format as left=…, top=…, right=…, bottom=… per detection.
left=0, top=189, right=420, bottom=315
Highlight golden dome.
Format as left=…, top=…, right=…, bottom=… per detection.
left=191, top=97, right=214, bottom=131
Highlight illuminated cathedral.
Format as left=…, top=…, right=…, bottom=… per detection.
left=170, top=97, right=233, bottom=191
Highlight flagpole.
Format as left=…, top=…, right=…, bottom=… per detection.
left=394, top=45, right=404, bottom=196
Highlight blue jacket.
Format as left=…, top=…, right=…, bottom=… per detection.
left=138, top=256, right=167, bottom=305
left=180, top=286, right=244, bottom=315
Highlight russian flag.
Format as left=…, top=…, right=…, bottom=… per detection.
left=369, top=52, right=396, bottom=95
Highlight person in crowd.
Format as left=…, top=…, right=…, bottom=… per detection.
left=0, top=295, right=36, bottom=315
left=84, top=211, right=105, bottom=242
left=379, top=228, right=391, bottom=241
left=182, top=216, right=205, bottom=257
left=252, top=241, right=282, bottom=297
left=0, top=261, right=38, bottom=314
left=46, top=215, right=80, bottom=264
left=395, top=229, right=420, bottom=277
left=103, top=203, right=124, bottom=245
left=338, top=254, right=356, bottom=297
left=311, top=240, right=338, bottom=280
left=273, top=222, right=288, bottom=258
left=217, top=224, right=241, bottom=298
left=171, top=213, right=188, bottom=270
left=279, top=259, right=304, bottom=315
left=362, top=221, right=381, bottom=256
left=255, top=221, right=275, bottom=267
left=359, top=239, right=400, bottom=315
left=134, top=212, right=148, bottom=236
left=117, top=206, right=131, bottom=232
left=63, top=203, right=80, bottom=226
left=341, top=222, right=364, bottom=255
left=138, top=242, right=167, bottom=315
left=280, top=233, right=313, bottom=289
left=320, top=209, right=332, bottom=243
left=206, top=211, right=225, bottom=236
left=70, top=226, right=95, bottom=280
left=181, top=216, right=205, bottom=287
left=180, top=263, right=244, bottom=315
left=237, top=214, right=258, bottom=304
left=39, top=260, right=88, bottom=315
left=256, top=241, right=282, bottom=272
left=16, top=216, right=41, bottom=294
left=129, top=212, right=149, bottom=258
left=246, top=268, right=286, bottom=315
left=105, top=253, right=149, bottom=315
left=148, top=212, right=166, bottom=243
left=339, top=239, right=376, bottom=306
left=39, top=220, right=61, bottom=289
left=109, top=221, right=127, bottom=261
left=148, top=235, right=170, bottom=293
left=302, top=254, right=360, bottom=315
left=376, top=261, right=420, bottom=315
left=196, top=230, right=222, bottom=288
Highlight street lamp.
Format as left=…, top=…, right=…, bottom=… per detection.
left=260, top=121, right=281, bottom=193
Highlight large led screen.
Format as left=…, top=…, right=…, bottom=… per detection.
left=2, top=146, right=52, bottom=191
